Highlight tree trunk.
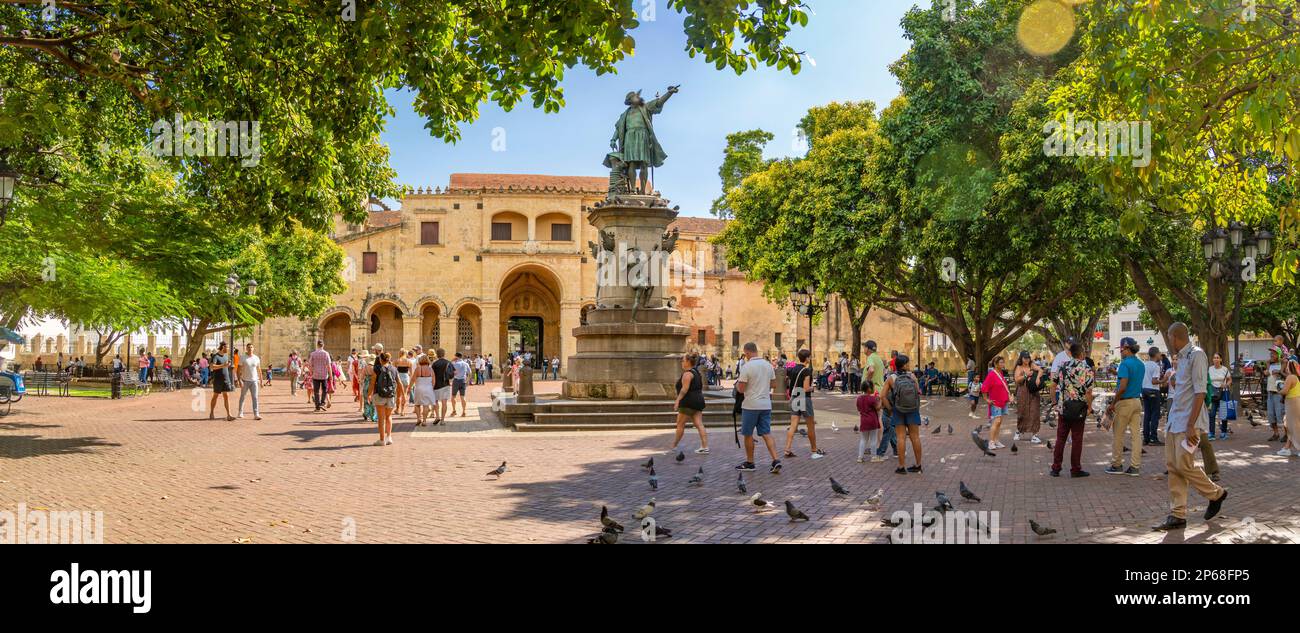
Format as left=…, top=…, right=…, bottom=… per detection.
left=846, top=299, right=870, bottom=362
left=180, top=318, right=213, bottom=366
left=93, top=330, right=124, bottom=366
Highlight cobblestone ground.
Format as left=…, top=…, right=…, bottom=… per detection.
left=0, top=379, right=1296, bottom=543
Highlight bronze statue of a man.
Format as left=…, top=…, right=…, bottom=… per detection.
left=610, top=85, right=679, bottom=195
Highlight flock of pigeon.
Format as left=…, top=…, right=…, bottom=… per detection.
left=578, top=433, right=1061, bottom=543
left=485, top=418, right=1063, bottom=542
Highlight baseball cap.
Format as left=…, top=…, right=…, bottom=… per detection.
left=1119, top=337, right=1139, bottom=351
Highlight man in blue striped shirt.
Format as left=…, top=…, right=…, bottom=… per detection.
left=1153, top=323, right=1227, bottom=531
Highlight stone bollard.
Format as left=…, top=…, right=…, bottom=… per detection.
left=518, top=366, right=536, bottom=404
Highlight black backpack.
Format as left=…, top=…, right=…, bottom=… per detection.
left=375, top=366, right=396, bottom=398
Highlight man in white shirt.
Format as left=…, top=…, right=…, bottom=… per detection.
left=237, top=343, right=263, bottom=420
left=1153, top=323, right=1226, bottom=531
left=734, top=342, right=781, bottom=474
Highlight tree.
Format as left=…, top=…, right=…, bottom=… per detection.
left=861, top=0, right=1123, bottom=370
left=709, top=129, right=773, bottom=219
left=1053, top=0, right=1298, bottom=280
left=715, top=102, right=885, bottom=360
left=1, top=0, right=812, bottom=232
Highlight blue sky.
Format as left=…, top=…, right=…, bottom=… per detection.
left=381, top=0, right=921, bottom=217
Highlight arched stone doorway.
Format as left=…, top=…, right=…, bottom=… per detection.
left=454, top=303, right=482, bottom=356
left=499, top=265, right=562, bottom=370
left=321, top=313, right=351, bottom=359
left=368, top=302, right=404, bottom=353
left=420, top=303, right=441, bottom=350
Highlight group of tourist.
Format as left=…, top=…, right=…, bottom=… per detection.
left=660, top=323, right=1291, bottom=532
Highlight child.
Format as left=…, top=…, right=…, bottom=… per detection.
left=856, top=381, right=884, bottom=463
left=967, top=377, right=982, bottom=419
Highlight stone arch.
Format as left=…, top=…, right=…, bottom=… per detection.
left=454, top=302, right=483, bottom=356
left=414, top=296, right=448, bottom=350
left=365, top=299, right=405, bottom=352
left=498, top=264, right=564, bottom=368
left=359, top=292, right=410, bottom=318
left=317, top=306, right=358, bottom=328
left=489, top=210, right=528, bottom=241
left=320, top=312, right=352, bottom=359
left=412, top=294, right=450, bottom=316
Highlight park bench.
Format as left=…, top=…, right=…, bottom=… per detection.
left=119, top=373, right=150, bottom=396
left=22, top=371, right=70, bottom=397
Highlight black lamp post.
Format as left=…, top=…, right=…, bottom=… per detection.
left=0, top=160, right=17, bottom=227
left=1202, top=221, right=1273, bottom=403
left=788, top=285, right=826, bottom=360
left=224, top=272, right=259, bottom=352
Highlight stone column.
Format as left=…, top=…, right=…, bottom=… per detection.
left=401, top=317, right=422, bottom=352
left=146, top=334, right=157, bottom=354
left=350, top=320, right=368, bottom=355
left=171, top=334, right=181, bottom=358
left=480, top=302, right=500, bottom=363
left=438, top=316, right=458, bottom=355
left=559, top=302, right=581, bottom=379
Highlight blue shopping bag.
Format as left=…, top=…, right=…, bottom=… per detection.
left=1220, top=398, right=1237, bottom=421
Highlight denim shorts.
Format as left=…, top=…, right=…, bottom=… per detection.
left=741, top=409, right=772, bottom=437
left=893, top=409, right=922, bottom=426
left=791, top=395, right=814, bottom=419
left=989, top=404, right=1008, bottom=418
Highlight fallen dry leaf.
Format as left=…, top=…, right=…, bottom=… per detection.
left=232, top=537, right=253, bottom=544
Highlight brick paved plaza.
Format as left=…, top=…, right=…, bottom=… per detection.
left=1, top=380, right=1297, bottom=544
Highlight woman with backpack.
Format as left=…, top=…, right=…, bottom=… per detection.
left=669, top=353, right=710, bottom=455
left=368, top=351, right=399, bottom=446
left=1014, top=352, right=1044, bottom=444
left=983, top=356, right=1013, bottom=449
left=883, top=354, right=923, bottom=473
left=783, top=348, right=825, bottom=460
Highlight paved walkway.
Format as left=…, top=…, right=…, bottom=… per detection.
left=0, top=380, right=1296, bottom=543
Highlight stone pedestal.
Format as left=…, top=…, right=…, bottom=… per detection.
left=563, top=194, right=690, bottom=400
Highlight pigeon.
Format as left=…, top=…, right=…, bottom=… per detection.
left=947, top=424, right=954, bottom=435
left=1029, top=519, right=1057, bottom=537
left=1045, top=440, right=1053, bottom=450
left=959, top=481, right=981, bottom=502
left=865, top=488, right=884, bottom=506
left=881, top=516, right=903, bottom=528
left=675, top=450, right=685, bottom=463
left=648, top=467, right=658, bottom=491
left=935, top=491, right=955, bottom=512
left=687, top=466, right=704, bottom=486
left=932, top=424, right=943, bottom=435
left=633, top=499, right=656, bottom=520
left=485, top=461, right=508, bottom=478
left=653, top=523, right=673, bottom=539
left=830, top=421, right=840, bottom=432
left=922, top=416, right=932, bottom=426
left=587, top=527, right=619, bottom=544
left=641, top=457, right=654, bottom=471
left=736, top=473, right=747, bottom=494
left=785, top=500, right=810, bottom=522
left=600, top=506, right=625, bottom=532
left=829, top=476, right=850, bottom=495
left=971, top=430, right=997, bottom=457
left=798, top=428, right=808, bottom=438
left=1011, top=442, right=1019, bottom=453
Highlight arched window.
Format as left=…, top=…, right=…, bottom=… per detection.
left=458, top=317, right=474, bottom=349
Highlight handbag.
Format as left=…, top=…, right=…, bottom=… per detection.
left=1220, top=397, right=1238, bottom=421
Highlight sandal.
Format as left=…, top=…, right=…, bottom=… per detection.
left=783, top=451, right=797, bottom=458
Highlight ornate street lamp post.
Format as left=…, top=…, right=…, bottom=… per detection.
left=788, top=285, right=826, bottom=360
left=223, top=272, right=258, bottom=352
left=1202, top=222, right=1273, bottom=403
left=0, top=160, right=18, bottom=227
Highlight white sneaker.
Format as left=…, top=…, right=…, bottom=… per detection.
left=1013, top=432, right=1021, bottom=441
left=1030, top=435, right=1042, bottom=444
left=810, top=451, right=826, bottom=460
left=694, top=447, right=710, bottom=454
left=870, top=456, right=885, bottom=463
left=1278, top=448, right=1293, bottom=457
left=856, top=457, right=865, bottom=464
left=385, top=437, right=393, bottom=446
left=373, top=439, right=385, bottom=446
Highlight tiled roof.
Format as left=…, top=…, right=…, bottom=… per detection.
left=446, top=173, right=608, bottom=193
left=669, top=216, right=728, bottom=236
left=368, top=210, right=402, bottom=228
